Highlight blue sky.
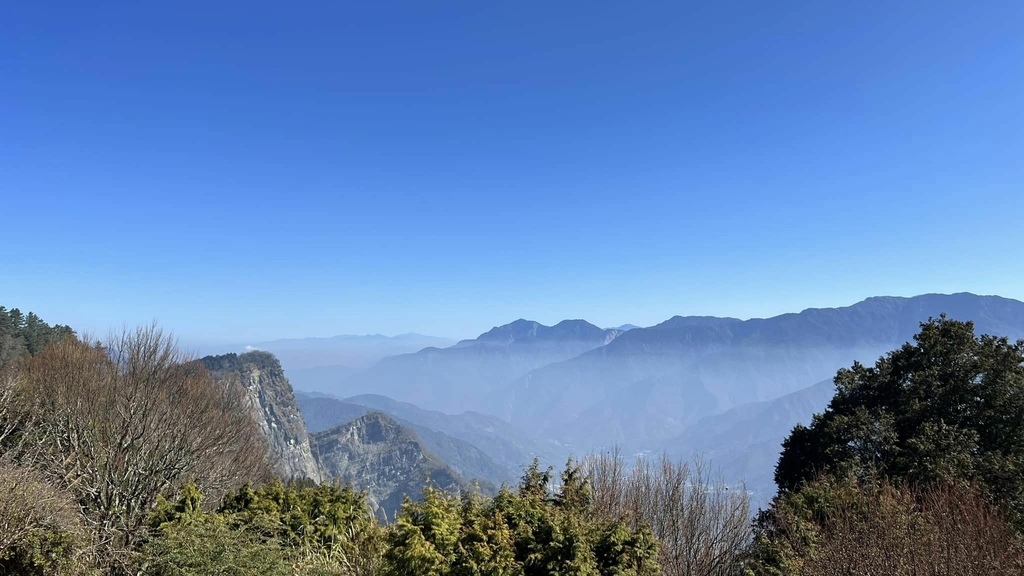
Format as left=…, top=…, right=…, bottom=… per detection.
left=2, top=1, right=1022, bottom=343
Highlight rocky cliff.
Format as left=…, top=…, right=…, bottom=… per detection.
left=311, top=412, right=471, bottom=520
left=200, top=351, right=320, bottom=481
left=296, top=392, right=516, bottom=487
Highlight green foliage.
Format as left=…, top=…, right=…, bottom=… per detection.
left=0, top=463, right=90, bottom=576
left=0, top=306, right=74, bottom=366
left=382, top=459, right=661, bottom=576
left=751, top=317, right=1024, bottom=573
left=744, top=475, right=865, bottom=575
left=146, top=480, right=385, bottom=576
left=774, top=316, right=1024, bottom=521
left=219, top=479, right=383, bottom=570
left=144, top=513, right=291, bottom=576
left=0, top=527, right=84, bottom=576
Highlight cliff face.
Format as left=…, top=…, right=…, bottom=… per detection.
left=311, top=412, right=467, bottom=520
left=200, top=351, right=320, bottom=481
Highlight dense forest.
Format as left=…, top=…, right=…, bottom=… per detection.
left=1, top=308, right=1023, bottom=574
left=0, top=307, right=74, bottom=365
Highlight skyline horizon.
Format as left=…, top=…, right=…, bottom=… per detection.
left=47, top=289, right=1021, bottom=348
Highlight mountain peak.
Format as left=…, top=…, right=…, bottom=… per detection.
left=475, top=318, right=613, bottom=345
left=311, top=411, right=467, bottom=519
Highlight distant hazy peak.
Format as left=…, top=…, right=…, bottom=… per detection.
left=249, top=333, right=455, bottom=346
left=317, top=410, right=411, bottom=442
left=474, top=318, right=616, bottom=345
left=652, top=316, right=743, bottom=330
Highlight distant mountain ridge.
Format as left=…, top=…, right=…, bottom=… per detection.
left=203, top=332, right=456, bottom=395
left=297, top=393, right=516, bottom=487
left=663, top=379, right=838, bottom=504
left=333, top=319, right=622, bottom=413
left=468, top=319, right=620, bottom=346
left=296, top=392, right=563, bottom=482
left=284, top=293, right=1024, bottom=505
left=203, top=333, right=456, bottom=372
left=499, top=293, right=1024, bottom=450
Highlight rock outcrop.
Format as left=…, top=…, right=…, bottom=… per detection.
left=296, top=392, right=516, bottom=488
left=311, top=412, right=471, bottom=520
left=200, top=351, right=320, bottom=481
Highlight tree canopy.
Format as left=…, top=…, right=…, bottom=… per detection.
left=749, top=317, right=1024, bottom=574
left=774, top=316, right=1024, bottom=521
left=383, top=460, right=661, bottom=576
left=0, top=307, right=74, bottom=366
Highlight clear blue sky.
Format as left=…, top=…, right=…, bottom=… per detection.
left=2, top=1, right=1022, bottom=343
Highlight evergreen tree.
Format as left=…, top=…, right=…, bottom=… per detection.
left=774, top=316, right=1024, bottom=522
left=384, top=461, right=660, bottom=576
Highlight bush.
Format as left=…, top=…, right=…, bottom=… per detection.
left=747, top=477, right=1024, bottom=575
left=143, top=513, right=291, bottom=576
left=382, top=460, right=662, bottom=576
left=0, top=463, right=89, bottom=576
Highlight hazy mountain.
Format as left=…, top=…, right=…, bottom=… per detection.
left=201, top=333, right=455, bottom=372
left=297, top=393, right=515, bottom=487
left=663, top=379, right=837, bottom=504
left=310, top=412, right=475, bottom=520
left=298, top=394, right=371, bottom=431
left=501, top=293, right=1024, bottom=451
left=334, top=319, right=622, bottom=413
left=285, top=365, right=362, bottom=394
left=200, top=351, right=320, bottom=480
left=301, top=393, right=565, bottom=475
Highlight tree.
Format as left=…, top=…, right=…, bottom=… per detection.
left=383, top=488, right=461, bottom=576
left=16, top=325, right=269, bottom=572
left=0, top=306, right=75, bottom=367
left=144, top=485, right=292, bottom=576
left=750, top=317, right=1024, bottom=573
left=773, top=317, right=1024, bottom=523
left=383, top=461, right=661, bottom=576
left=219, top=480, right=384, bottom=576
left=583, top=450, right=749, bottom=576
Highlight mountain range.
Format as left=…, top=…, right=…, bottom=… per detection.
left=499, top=293, right=1024, bottom=451
left=199, top=333, right=456, bottom=394
left=662, top=379, right=838, bottom=504
left=297, top=392, right=520, bottom=488
left=332, top=319, right=622, bottom=414
left=199, top=293, right=1024, bottom=519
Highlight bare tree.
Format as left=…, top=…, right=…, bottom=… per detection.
left=0, top=363, right=24, bottom=451
left=16, top=325, right=270, bottom=570
left=584, top=449, right=751, bottom=576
